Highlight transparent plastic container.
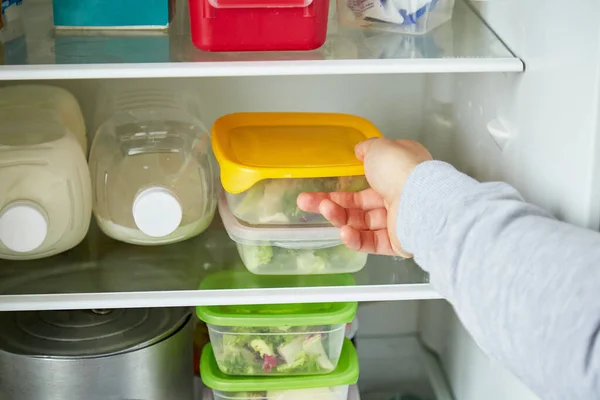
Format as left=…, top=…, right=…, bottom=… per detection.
left=196, top=302, right=357, bottom=376
left=90, top=85, right=217, bottom=245
left=0, top=85, right=92, bottom=260
left=337, top=0, right=455, bottom=35
left=212, top=113, right=382, bottom=227
left=219, top=194, right=368, bottom=275
left=201, top=339, right=358, bottom=399
left=226, top=176, right=369, bottom=226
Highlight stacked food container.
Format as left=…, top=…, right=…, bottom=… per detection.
left=197, top=301, right=359, bottom=400
left=212, top=112, right=382, bottom=275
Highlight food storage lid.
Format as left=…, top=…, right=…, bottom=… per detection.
left=196, top=300, right=357, bottom=327
left=133, top=186, right=183, bottom=238
left=0, top=307, right=190, bottom=358
left=208, top=0, right=312, bottom=9
left=200, top=270, right=356, bottom=291
left=0, top=201, right=48, bottom=253
left=202, top=339, right=359, bottom=391
left=212, top=113, right=383, bottom=194
left=219, top=193, right=341, bottom=249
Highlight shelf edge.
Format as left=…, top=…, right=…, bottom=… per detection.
left=0, top=284, right=442, bottom=311
left=0, top=58, right=524, bottom=81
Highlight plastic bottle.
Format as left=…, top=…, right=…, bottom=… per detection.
left=0, top=85, right=92, bottom=260
left=90, top=84, right=217, bottom=245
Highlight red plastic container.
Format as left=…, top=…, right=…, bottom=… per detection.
left=188, top=0, right=329, bottom=52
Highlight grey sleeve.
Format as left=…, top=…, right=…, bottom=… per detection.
left=396, top=161, right=600, bottom=400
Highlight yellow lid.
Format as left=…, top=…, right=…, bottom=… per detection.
left=212, top=113, right=383, bottom=194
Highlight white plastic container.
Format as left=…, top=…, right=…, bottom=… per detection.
left=0, top=85, right=92, bottom=260
left=337, top=0, right=454, bottom=35
left=90, top=86, right=217, bottom=245
left=196, top=302, right=357, bottom=376
left=219, top=194, right=368, bottom=275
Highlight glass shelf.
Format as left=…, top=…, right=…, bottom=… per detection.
left=0, top=219, right=437, bottom=311
left=0, top=0, right=523, bottom=80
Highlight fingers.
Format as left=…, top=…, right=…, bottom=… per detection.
left=297, top=189, right=385, bottom=214
left=340, top=226, right=397, bottom=256
left=319, top=199, right=387, bottom=230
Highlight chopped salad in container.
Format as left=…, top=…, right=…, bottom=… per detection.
left=201, top=339, right=359, bottom=400
left=196, top=302, right=358, bottom=376
left=211, top=112, right=383, bottom=227
left=219, top=193, right=368, bottom=275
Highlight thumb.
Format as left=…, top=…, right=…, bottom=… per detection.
left=354, top=138, right=378, bottom=162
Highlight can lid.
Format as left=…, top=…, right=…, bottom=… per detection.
left=133, top=186, right=183, bottom=238
left=212, top=113, right=382, bottom=194
left=201, top=339, right=359, bottom=391
left=0, top=201, right=48, bottom=253
left=0, top=308, right=190, bottom=358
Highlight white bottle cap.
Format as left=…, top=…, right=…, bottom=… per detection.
left=0, top=201, right=48, bottom=253
left=132, top=187, right=182, bottom=238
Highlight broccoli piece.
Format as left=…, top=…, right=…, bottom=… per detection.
left=240, top=245, right=273, bottom=269
left=314, top=245, right=358, bottom=270
left=296, top=252, right=327, bottom=273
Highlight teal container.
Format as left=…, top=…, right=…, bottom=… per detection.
left=52, top=0, right=174, bottom=29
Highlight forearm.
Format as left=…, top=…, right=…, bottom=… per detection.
left=397, top=161, right=600, bottom=400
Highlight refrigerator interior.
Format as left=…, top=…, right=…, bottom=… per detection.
left=0, top=73, right=561, bottom=399
left=3, top=0, right=600, bottom=397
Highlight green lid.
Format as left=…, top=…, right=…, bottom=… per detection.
left=200, top=271, right=356, bottom=290
left=201, top=339, right=359, bottom=392
left=196, top=301, right=357, bottom=327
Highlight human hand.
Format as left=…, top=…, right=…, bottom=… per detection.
left=297, top=138, right=432, bottom=257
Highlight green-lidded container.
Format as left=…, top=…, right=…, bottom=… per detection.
left=201, top=339, right=359, bottom=400
left=199, top=270, right=356, bottom=291
left=196, top=298, right=358, bottom=377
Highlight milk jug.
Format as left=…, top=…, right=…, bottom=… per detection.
left=90, top=84, right=217, bottom=245
left=0, top=85, right=92, bottom=260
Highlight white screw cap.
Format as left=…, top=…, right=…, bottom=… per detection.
left=132, top=187, right=182, bottom=238
left=0, top=201, right=48, bottom=253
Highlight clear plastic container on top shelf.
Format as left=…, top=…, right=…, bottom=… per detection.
left=337, top=0, right=455, bottom=35
left=212, top=113, right=382, bottom=227
left=0, top=85, right=92, bottom=260
left=196, top=301, right=357, bottom=376
left=201, top=339, right=359, bottom=400
left=219, top=193, right=368, bottom=275
left=90, top=84, right=217, bottom=245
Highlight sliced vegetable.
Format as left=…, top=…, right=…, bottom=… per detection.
left=214, top=326, right=339, bottom=375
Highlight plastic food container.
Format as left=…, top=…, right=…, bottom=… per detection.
left=196, top=301, right=357, bottom=376
left=200, top=270, right=357, bottom=291
left=90, top=84, right=217, bottom=246
left=337, top=0, right=454, bottom=35
left=212, top=113, right=382, bottom=227
left=202, top=339, right=358, bottom=400
left=201, top=339, right=358, bottom=400
left=219, top=193, right=368, bottom=275
left=52, top=0, right=175, bottom=29
left=188, top=0, right=329, bottom=52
